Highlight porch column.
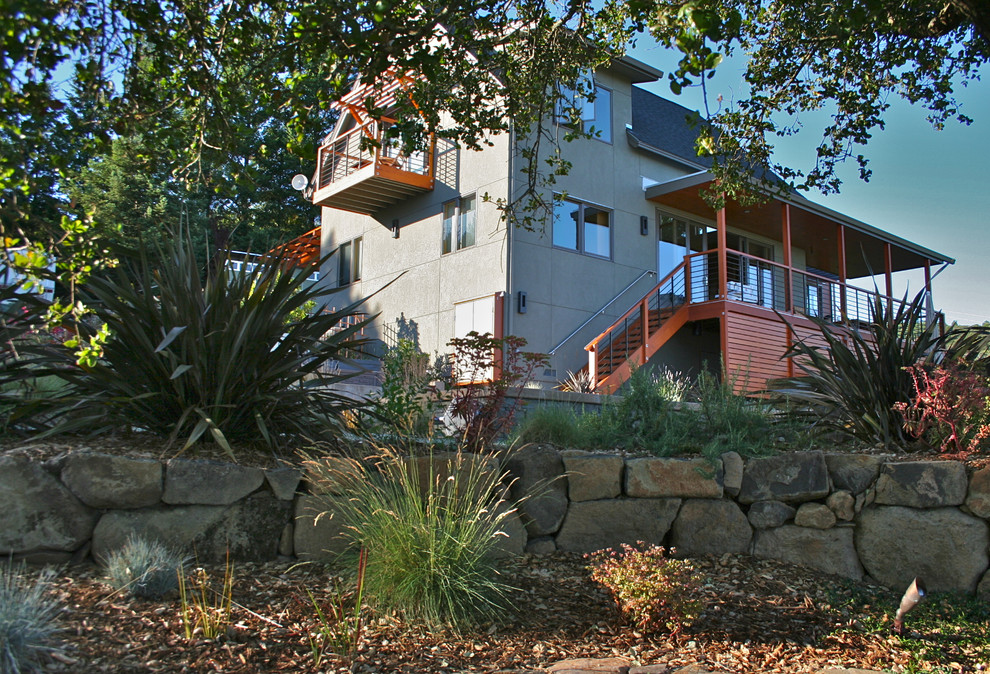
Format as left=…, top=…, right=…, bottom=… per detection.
left=717, top=207, right=728, bottom=300
left=836, top=224, right=847, bottom=320
left=883, top=242, right=893, bottom=299
left=717, top=206, right=729, bottom=379
left=781, top=203, right=794, bottom=313
left=493, top=292, right=505, bottom=381
left=924, top=259, right=933, bottom=325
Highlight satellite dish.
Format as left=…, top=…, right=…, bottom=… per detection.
left=291, top=174, right=309, bottom=191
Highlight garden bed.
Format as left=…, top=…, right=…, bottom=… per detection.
left=40, top=552, right=989, bottom=673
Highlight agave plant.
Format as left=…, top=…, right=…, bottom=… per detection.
left=772, top=289, right=942, bottom=449
left=21, top=232, right=372, bottom=456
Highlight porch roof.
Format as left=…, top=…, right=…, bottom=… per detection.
left=645, top=171, right=954, bottom=278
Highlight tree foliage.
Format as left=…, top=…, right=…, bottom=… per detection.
left=638, top=0, right=989, bottom=200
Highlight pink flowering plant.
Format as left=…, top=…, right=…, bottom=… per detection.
left=586, top=542, right=703, bottom=635
left=894, top=362, right=990, bottom=456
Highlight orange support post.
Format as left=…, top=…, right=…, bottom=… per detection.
left=837, top=224, right=847, bottom=320
left=781, top=203, right=793, bottom=313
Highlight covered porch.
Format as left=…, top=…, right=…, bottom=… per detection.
left=585, top=172, right=954, bottom=393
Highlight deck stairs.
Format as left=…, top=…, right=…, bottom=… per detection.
left=584, top=258, right=698, bottom=393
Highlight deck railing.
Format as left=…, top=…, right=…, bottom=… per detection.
left=585, top=248, right=921, bottom=387
left=316, top=118, right=433, bottom=191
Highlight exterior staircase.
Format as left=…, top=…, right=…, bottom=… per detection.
left=585, top=255, right=708, bottom=393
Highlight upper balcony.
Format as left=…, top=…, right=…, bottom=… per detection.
left=312, top=117, right=436, bottom=215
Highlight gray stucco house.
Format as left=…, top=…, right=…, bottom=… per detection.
left=284, top=54, right=953, bottom=393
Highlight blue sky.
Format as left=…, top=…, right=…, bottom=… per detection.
left=630, top=42, right=990, bottom=326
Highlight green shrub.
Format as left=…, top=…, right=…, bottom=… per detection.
left=304, top=444, right=517, bottom=630
left=21, top=232, right=371, bottom=456
left=104, top=535, right=186, bottom=599
left=510, top=405, right=589, bottom=447
left=587, top=542, right=702, bottom=635
left=0, top=564, right=63, bottom=674
left=695, top=369, right=779, bottom=460
left=375, top=338, right=444, bottom=435
left=773, top=290, right=942, bottom=449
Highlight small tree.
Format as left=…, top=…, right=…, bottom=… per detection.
left=444, top=332, right=548, bottom=451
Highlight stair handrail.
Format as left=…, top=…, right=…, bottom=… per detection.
left=585, top=259, right=689, bottom=351
left=548, top=269, right=656, bottom=356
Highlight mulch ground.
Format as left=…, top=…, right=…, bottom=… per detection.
left=41, top=552, right=985, bottom=673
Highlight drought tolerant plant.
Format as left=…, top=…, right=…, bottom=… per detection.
left=307, top=547, right=367, bottom=667
left=510, top=404, right=590, bottom=447
left=104, top=535, right=186, bottom=599
left=20, top=231, right=371, bottom=456
left=773, top=290, right=942, bottom=449
left=0, top=563, right=63, bottom=674
left=587, top=542, right=702, bottom=636
left=304, top=444, right=518, bottom=630
left=445, top=332, right=548, bottom=450
left=177, top=558, right=234, bottom=640
left=695, top=368, right=778, bottom=460
left=895, top=362, right=990, bottom=456
left=376, top=338, right=444, bottom=436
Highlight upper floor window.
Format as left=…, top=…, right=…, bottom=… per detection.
left=442, top=195, right=476, bottom=254
left=556, top=79, right=612, bottom=143
left=338, top=236, right=362, bottom=286
left=553, top=197, right=612, bottom=259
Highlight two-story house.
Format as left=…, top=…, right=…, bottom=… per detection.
left=284, top=54, right=953, bottom=393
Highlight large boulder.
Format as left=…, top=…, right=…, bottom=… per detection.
left=738, top=452, right=829, bottom=504
left=163, top=459, right=265, bottom=505
left=562, top=452, right=623, bottom=502
left=555, top=498, right=681, bottom=553
left=856, top=505, right=989, bottom=592
left=265, top=466, right=303, bottom=501
left=625, top=457, right=723, bottom=499
left=754, top=525, right=863, bottom=580
left=964, top=466, right=990, bottom=519
left=747, top=501, right=795, bottom=529
left=0, top=456, right=97, bottom=554
left=670, top=499, right=752, bottom=557
left=505, top=445, right=568, bottom=537
left=490, top=507, right=528, bottom=559
left=824, top=454, right=884, bottom=494
left=794, top=503, right=836, bottom=529
left=293, top=493, right=351, bottom=562
left=92, top=493, right=291, bottom=562
left=874, top=461, right=968, bottom=508
left=61, top=452, right=162, bottom=509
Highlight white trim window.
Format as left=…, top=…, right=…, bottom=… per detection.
left=552, top=197, right=612, bottom=259
left=442, top=194, right=477, bottom=254
left=337, top=236, right=362, bottom=286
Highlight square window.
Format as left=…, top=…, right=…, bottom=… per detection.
left=556, top=79, right=612, bottom=143
left=553, top=197, right=612, bottom=259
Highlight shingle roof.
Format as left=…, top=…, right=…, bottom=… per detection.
left=629, top=87, right=711, bottom=169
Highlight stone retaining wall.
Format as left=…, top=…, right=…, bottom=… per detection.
left=3, top=448, right=989, bottom=597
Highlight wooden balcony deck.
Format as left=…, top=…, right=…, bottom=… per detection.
left=585, top=249, right=923, bottom=394
left=313, top=118, right=435, bottom=214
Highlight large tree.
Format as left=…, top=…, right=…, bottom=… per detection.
left=2, top=0, right=987, bottom=232
left=641, top=0, right=989, bottom=200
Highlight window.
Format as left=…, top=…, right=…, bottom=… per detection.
left=442, top=195, right=476, bottom=254
left=556, top=78, right=612, bottom=143
left=337, top=237, right=362, bottom=286
left=553, top=197, right=612, bottom=259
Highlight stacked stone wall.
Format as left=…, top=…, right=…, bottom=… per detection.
left=2, top=449, right=989, bottom=597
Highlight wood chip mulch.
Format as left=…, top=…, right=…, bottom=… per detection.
left=39, top=552, right=987, bottom=673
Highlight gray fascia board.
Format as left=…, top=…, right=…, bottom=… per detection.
left=626, top=128, right=706, bottom=171
left=644, top=171, right=955, bottom=265
left=606, top=55, right=663, bottom=83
